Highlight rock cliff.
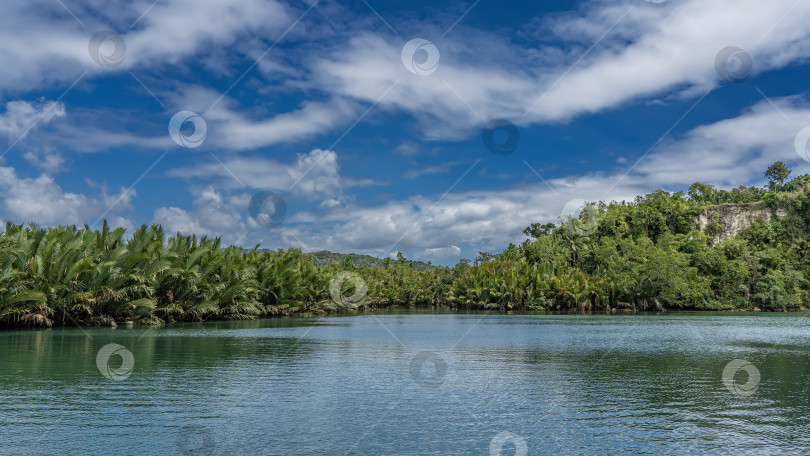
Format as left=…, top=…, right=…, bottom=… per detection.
left=694, top=203, right=788, bottom=243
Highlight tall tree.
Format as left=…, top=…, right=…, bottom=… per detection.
left=765, top=161, right=791, bottom=189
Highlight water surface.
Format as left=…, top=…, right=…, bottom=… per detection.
left=2, top=310, right=809, bottom=455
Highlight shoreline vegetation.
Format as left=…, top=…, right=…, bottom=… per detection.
left=2, top=163, right=810, bottom=329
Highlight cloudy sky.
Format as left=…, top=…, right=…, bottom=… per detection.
left=2, top=0, right=810, bottom=265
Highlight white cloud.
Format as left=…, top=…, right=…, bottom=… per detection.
left=123, top=0, right=290, bottom=66
left=166, top=148, right=374, bottom=202
left=46, top=120, right=172, bottom=154
left=394, top=141, right=420, bottom=157
left=311, top=0, right=810, bottom=140
left=162, top=85, right=361, bottom=151
left=0, top=100, right=65, bottom=141
left=0, top=166, right=133, bottom=225
left=416, top=245, right=461, bottom=261
left=295, top=175, right=640, bottom=256
left=152, top=186, right=247, bottom=240
left=0, top=99, right=69, bottom=173
left=22, top=149, right=67, bottom=174
left=403, top=162, right=462, bottom=179
left=0, top=0, right=291, bottom=93
left=14, top=0, right=810, bottom=154
left=524, top=0, right=810, bottom=120
left=636, top=96, right=810, bottom=186
left=107, top=215, right=135, bottom=233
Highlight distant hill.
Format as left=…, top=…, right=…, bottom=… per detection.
left=308, top=250, right=436, bottom=271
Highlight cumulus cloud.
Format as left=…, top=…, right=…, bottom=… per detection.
left=0, top=100, right=68, bottom=173
left=0, top=100, right=65, bottom=141
left=0, top=166, right=133, bottom=225
left=22, top=149, right=67, bottom=174
left=152, top=187, right=247, bottom=240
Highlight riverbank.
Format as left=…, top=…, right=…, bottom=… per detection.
left=12, top=303, right=810, bottom=332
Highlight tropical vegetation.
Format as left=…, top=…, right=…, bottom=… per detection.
left=2, top=163, right=810, bottom=328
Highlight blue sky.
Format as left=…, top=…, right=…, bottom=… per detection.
left=2, top=0, right=810, bottom=265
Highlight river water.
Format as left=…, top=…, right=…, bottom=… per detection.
left=2, top=310, right=809, bottom=455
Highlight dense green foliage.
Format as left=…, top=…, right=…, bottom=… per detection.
left=0, top=223, right=446, bottom=328
left=449, top=166, right=810, bottom=312
left=3, top=164, right=810, bottom=328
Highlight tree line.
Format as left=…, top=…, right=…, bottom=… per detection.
left=1, top=163, right=809, bottom=328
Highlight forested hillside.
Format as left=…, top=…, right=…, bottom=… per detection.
left=451, top=162, right=810, bottom=311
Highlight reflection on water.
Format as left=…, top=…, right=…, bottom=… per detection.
left=1, top=310, right=809, bottom=455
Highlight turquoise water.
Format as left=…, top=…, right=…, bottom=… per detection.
left=2, top=310, right=809, bottom=455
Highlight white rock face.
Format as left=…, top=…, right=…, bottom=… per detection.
left=694, top=204, right=788, bottom=243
